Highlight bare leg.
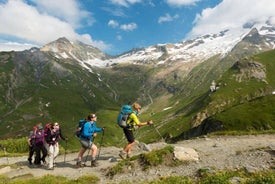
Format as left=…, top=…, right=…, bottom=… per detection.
left=91, top=144, right=98, bottom=159
left=77, top=147, right=87, bottom=161
left=124, top=141, right=135, bottom=155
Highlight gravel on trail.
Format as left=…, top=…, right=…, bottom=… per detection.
left=0, top=134, right=274, bottom=183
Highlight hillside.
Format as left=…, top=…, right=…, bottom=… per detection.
left=0, top=25, right=275, bottom=149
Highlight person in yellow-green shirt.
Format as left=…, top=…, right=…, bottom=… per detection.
left=119, top=102, right=153, bottom=159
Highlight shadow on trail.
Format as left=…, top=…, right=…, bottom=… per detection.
left=14, top=159, right=79, bottom=169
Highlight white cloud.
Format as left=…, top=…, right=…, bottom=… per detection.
left=116, top=35, right=122, bottom=40
left=102, top=6, right=126, bottom=17
left=120, top=23, right=137, bottom=31
left=165, top=0, right=201, bottom=6
left=108, top=19, right=136, bottom=32
left=0, top=41, right=38, bottom=51
left=110, top=0, right=142, bottom=7
left=0, top=0, right=109, bottom=51
left=29, top=0, right=93, bottom=28
left=108, top=20, right=119, bottom=28
left=158, top=13, right=179, bottom=24
left=187, top=0, right=275, bottom=38
left=267, top=16, right=275, bottom=26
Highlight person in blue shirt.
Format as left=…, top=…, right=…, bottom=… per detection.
left=76, top=113, right=105, bottom=167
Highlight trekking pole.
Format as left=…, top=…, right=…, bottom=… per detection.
left=3, top=147, right=9, bottom=165
left=151, top=125, right=165, bottom=142
left=97, top=130, right=105, bottom=160
left=64, top=139, right=68, bottom=163
left=84, top=147, right=91, bottom=164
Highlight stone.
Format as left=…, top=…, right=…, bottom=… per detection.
left=173, top=146, right=199, bottom=161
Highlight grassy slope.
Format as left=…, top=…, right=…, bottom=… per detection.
left=0, top=53, right=118, bottom=149
left=1, top=48, right=274, bottom=148
left=205, top=49, right=275, bottom=131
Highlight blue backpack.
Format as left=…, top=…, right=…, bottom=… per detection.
left=75, top=119, right=87, bottom=137
left=117, top=105, right=132, bottom=128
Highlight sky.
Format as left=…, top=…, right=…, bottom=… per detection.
left=1, top=0, right=275, bottom=56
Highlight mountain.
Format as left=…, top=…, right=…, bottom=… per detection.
left=40, top=23, right=275, bottom=69
left=0, top=23, right=274, bottom=148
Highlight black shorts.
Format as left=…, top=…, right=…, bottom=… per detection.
left=123, top=128, right=135, bottom=143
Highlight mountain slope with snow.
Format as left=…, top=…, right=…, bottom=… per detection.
left=39, top=23, right=275, bottom=70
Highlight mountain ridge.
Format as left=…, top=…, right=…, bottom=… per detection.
left=38, top=24, right=275, bottom=70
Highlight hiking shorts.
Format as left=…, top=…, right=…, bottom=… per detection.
left=80, top=139, right=92, bottom=149
left=123, top=128, right=135, bottom=143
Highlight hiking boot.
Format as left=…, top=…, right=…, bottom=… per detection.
left=43, top=160, right=47, bottom=165
left=76, top=161, right=83, bottom=168
left=126, top=153, right=131, bottom=159
left=91, top=160, right=99, bottom=167
left=34, top=163, right=42, bottom=168
left=28, top=158, right=32, bottom=165
left=119, top=150, right=127, bottom=160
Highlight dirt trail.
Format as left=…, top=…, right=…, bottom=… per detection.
left=0, top=134, right=274, bottom=183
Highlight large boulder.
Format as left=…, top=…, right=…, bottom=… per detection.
left=173, top=146, right=199, bottom=161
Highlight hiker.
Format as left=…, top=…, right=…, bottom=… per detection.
left=76, top=113, right=105, bottom=167
left=33, top=125, right=47, bottom=166
left=27, top=125, right=38, bottom=165
left=45, top=122, right=68, bottom=170
left=119, top=102, right=153, bottom=159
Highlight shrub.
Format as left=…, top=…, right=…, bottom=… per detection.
left=0, top=137, right=28, bottom=154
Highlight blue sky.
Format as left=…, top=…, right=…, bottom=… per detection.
left=1, top=0, right=275, bottom=56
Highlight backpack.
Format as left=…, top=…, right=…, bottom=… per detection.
left=117, top=105, right=132, bottom=128
left=44, top=123, right=52, bottom=143
left=29, top=126, right=38, bottom=146
left=75, top=119, right=87, bottom=137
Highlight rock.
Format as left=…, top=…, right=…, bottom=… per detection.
left=244, top=165, right=259, bottom=173
left=173, top=146, right=199, bottom=161
left=269, top=144, right=275, bottom=151
left=230, top=176, right=243, bottom=184
left=0, top=166, right=11, bottom=175
left=108, top=157, right=117, bottom=162
left=138, top=142, right=152, bottom=152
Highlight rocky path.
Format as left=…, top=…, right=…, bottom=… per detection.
left=0, top=134, right=274, bottom=183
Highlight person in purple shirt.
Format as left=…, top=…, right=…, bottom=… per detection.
left=32, top=125, right=47, bottom=166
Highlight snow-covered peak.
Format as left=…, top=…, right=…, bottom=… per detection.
left=40, top=37, right=109, bottom=63
left=39, top=24, right=275, bottom=69
left=99, top=28, right=247, bottom=67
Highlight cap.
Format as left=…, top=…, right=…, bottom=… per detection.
left=38, top=125, right=43, bottom=130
